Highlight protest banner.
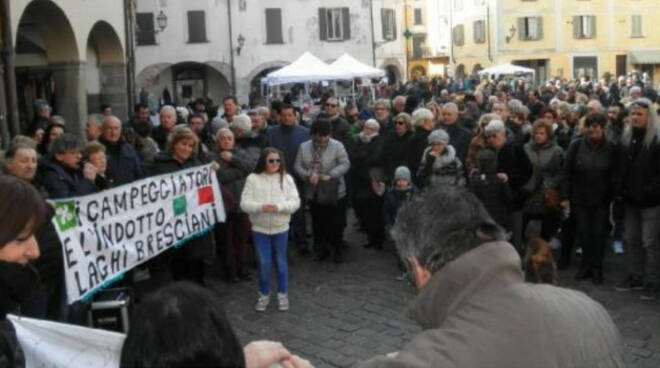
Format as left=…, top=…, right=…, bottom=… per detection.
left=8, top=314, right=125, bottom=368
left=50, top=164, right=225, bottom=304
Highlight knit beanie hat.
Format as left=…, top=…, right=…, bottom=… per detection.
left=427, top=128, right=450, bottom=145
left=230, top=114, right=252, bottom=135
left=394, top=166, right=411, bottom=182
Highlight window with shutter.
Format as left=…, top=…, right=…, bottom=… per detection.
left=473, top=20, right=485, bottom=44
left=453, top=25, right=464, bottom=46
left=321, top=7, right=349, bottom=41
left=319, top=8, right=328, bottom=41
left=631, top=15, right=643, bottom=37
left=187, top=11, right=207, bottom=43
left=136, top=12, right=156, bottom=46
left=265, top=8, right=283, bottom=44
left=414, top=8, right=423, bottom=25
left=382, top=8, right=396, bottom=41
left=518, top=17, right=542, bottom=41
left=573, top=15, right=595, bottom=39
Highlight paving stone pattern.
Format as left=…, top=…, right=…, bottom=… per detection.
left=200, top=222, right=660, bottom=368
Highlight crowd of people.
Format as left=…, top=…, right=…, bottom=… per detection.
left=1, top=70, right=658, bottom=367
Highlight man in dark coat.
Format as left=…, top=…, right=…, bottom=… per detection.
left=615, top=98, right=660, bottom=301
left=38, top=135, right=98, bottom=199
left=99, top=116, right=146, bottom=186
left=439, top=102, right=472, bottom=164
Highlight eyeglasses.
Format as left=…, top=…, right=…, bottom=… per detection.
left=267, top=159, right=281, bottom=164
left=326, top=104, right=338, bottom=108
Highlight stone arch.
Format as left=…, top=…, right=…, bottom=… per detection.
left=15, top=0, right=82, bottom=135
left=411, top=65, right=426, bottom=78
left=383, top=65, right=401, bottom=85
left=15, top=0, right=79, bottom=63
left=86, top=21, right=127, bottom=118
left=87, top=21, right=124, bottom=64
left=246, top=60, right=289, bottom=85
left=472, top=63, right=483, bottom=75
left=137, top=61, right=231, bottom=107
left=379, top=57, right=404, bottom=84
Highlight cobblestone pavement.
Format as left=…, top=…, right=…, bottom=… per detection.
left=197, top=218, right=658, bottom=367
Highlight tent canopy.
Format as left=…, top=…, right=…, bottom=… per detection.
left=477, top=63, right=535, bottom=76
left=328, top=53, right=385, bottom=79
left=262, top=52, right=349, bottom=86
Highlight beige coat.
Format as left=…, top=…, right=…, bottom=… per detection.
left=359, top=241, right=625, bottom=368
left=240, top=172, right=300, bottom=235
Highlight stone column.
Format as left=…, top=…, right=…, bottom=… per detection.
left=50, top=62, right=87, bottom=138
left=99, top=63, right=128, bottom=120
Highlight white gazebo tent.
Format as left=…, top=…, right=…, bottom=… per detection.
left=328, top=53, right=386, bottom=79
left=328, top=53, right=385, bottom=103
left=262, top=52, right=349, bottom=86
left=477, top=63, right=536, bottom=78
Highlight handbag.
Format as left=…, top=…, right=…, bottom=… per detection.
left=313, top=178, right=339, bottom=206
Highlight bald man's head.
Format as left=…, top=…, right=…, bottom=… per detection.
left=102, top=115, right=122, bottom=143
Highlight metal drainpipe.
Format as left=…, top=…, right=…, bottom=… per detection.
left=486, top=1, right=492, bottom=62
left=370, top=0, right=377, bottom=67
left=227, top=0, right=237, bottom=95
left=124, top=0, right=136, bottom=114
left=1, top=0, right=19, bottom=136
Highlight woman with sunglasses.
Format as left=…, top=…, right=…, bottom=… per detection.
left=241, top=147, right=300, bottom=312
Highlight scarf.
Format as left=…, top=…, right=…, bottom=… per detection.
left=357, top=132, right=379, bottom=144
left=311, top=140, right=328, bottom=174
left=0, top=261, right=40, bottom=318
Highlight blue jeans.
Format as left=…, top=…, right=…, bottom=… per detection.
left=253, top=231, right=289, bottom=295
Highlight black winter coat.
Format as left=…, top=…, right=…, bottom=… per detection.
left=409, top=129, right=432, bottom=178
left=439, top=123, right=472, bottom=163
left=560, top=138, right=617, bottom=207
left=37, top=157, right=97, bottom=199
left=469, top=172, right=513, bottom=230
left=496, top=143, right=533, bottom=209
left=350, top=135, right=384, bottom=199
left=151, top=153, right=215, bottom=260
left=101, top=138, right=146, bottom=186
left=214, top=147, right=256, bottom=214
left=380, top=131, right=414, bottom=182
left=620, top=129, right=660, bottom=207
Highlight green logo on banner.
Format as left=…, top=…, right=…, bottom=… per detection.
left=173, top=195, right=187, bottom=216
left=54, top=201, right=77, bottom=232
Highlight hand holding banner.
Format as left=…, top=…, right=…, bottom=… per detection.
left=50, top=164, right=225, bottom=304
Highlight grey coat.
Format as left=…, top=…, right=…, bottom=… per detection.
left=294, top=138, right=350, bottom=200
left=358, top=242, right=625, bottom=368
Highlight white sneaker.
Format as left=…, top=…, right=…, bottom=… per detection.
left=613, top=241, right=624, bottom=254
left=255, top=293, right=270, bottom=312
left=277, top=293, right=289, bottom=311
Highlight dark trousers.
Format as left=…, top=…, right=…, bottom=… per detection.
left=171, top=258, right=205, bottom=285
left=559, top=211, right=577, bottom=267
left=290, top=179, right=309, bottom=251
left=222, top=213, right=250, bottom=277
left=575, top=205, right=609, bottom=270
left=310, top=201, right=344, bottom=256
left=354, top=196, right=385, bottom=246
left=612, top=198, right=625, bottom=241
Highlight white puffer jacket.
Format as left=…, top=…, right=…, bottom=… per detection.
left=240, top=172, right=300, bottom=235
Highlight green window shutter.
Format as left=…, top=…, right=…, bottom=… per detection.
left=537, top=17, right=543, bottom=40
left=518, top=17, right=525, bottom=40
left=573, top=16, right=580, bottom=38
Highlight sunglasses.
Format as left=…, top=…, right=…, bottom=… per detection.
left=267, top=159, right=281, bottom=164
left=395, top=120, right=406, bottom=125
left=632, top=100, right=650, bottom=109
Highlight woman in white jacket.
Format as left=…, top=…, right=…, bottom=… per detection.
left=241, top=147, right=300, bottom=312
